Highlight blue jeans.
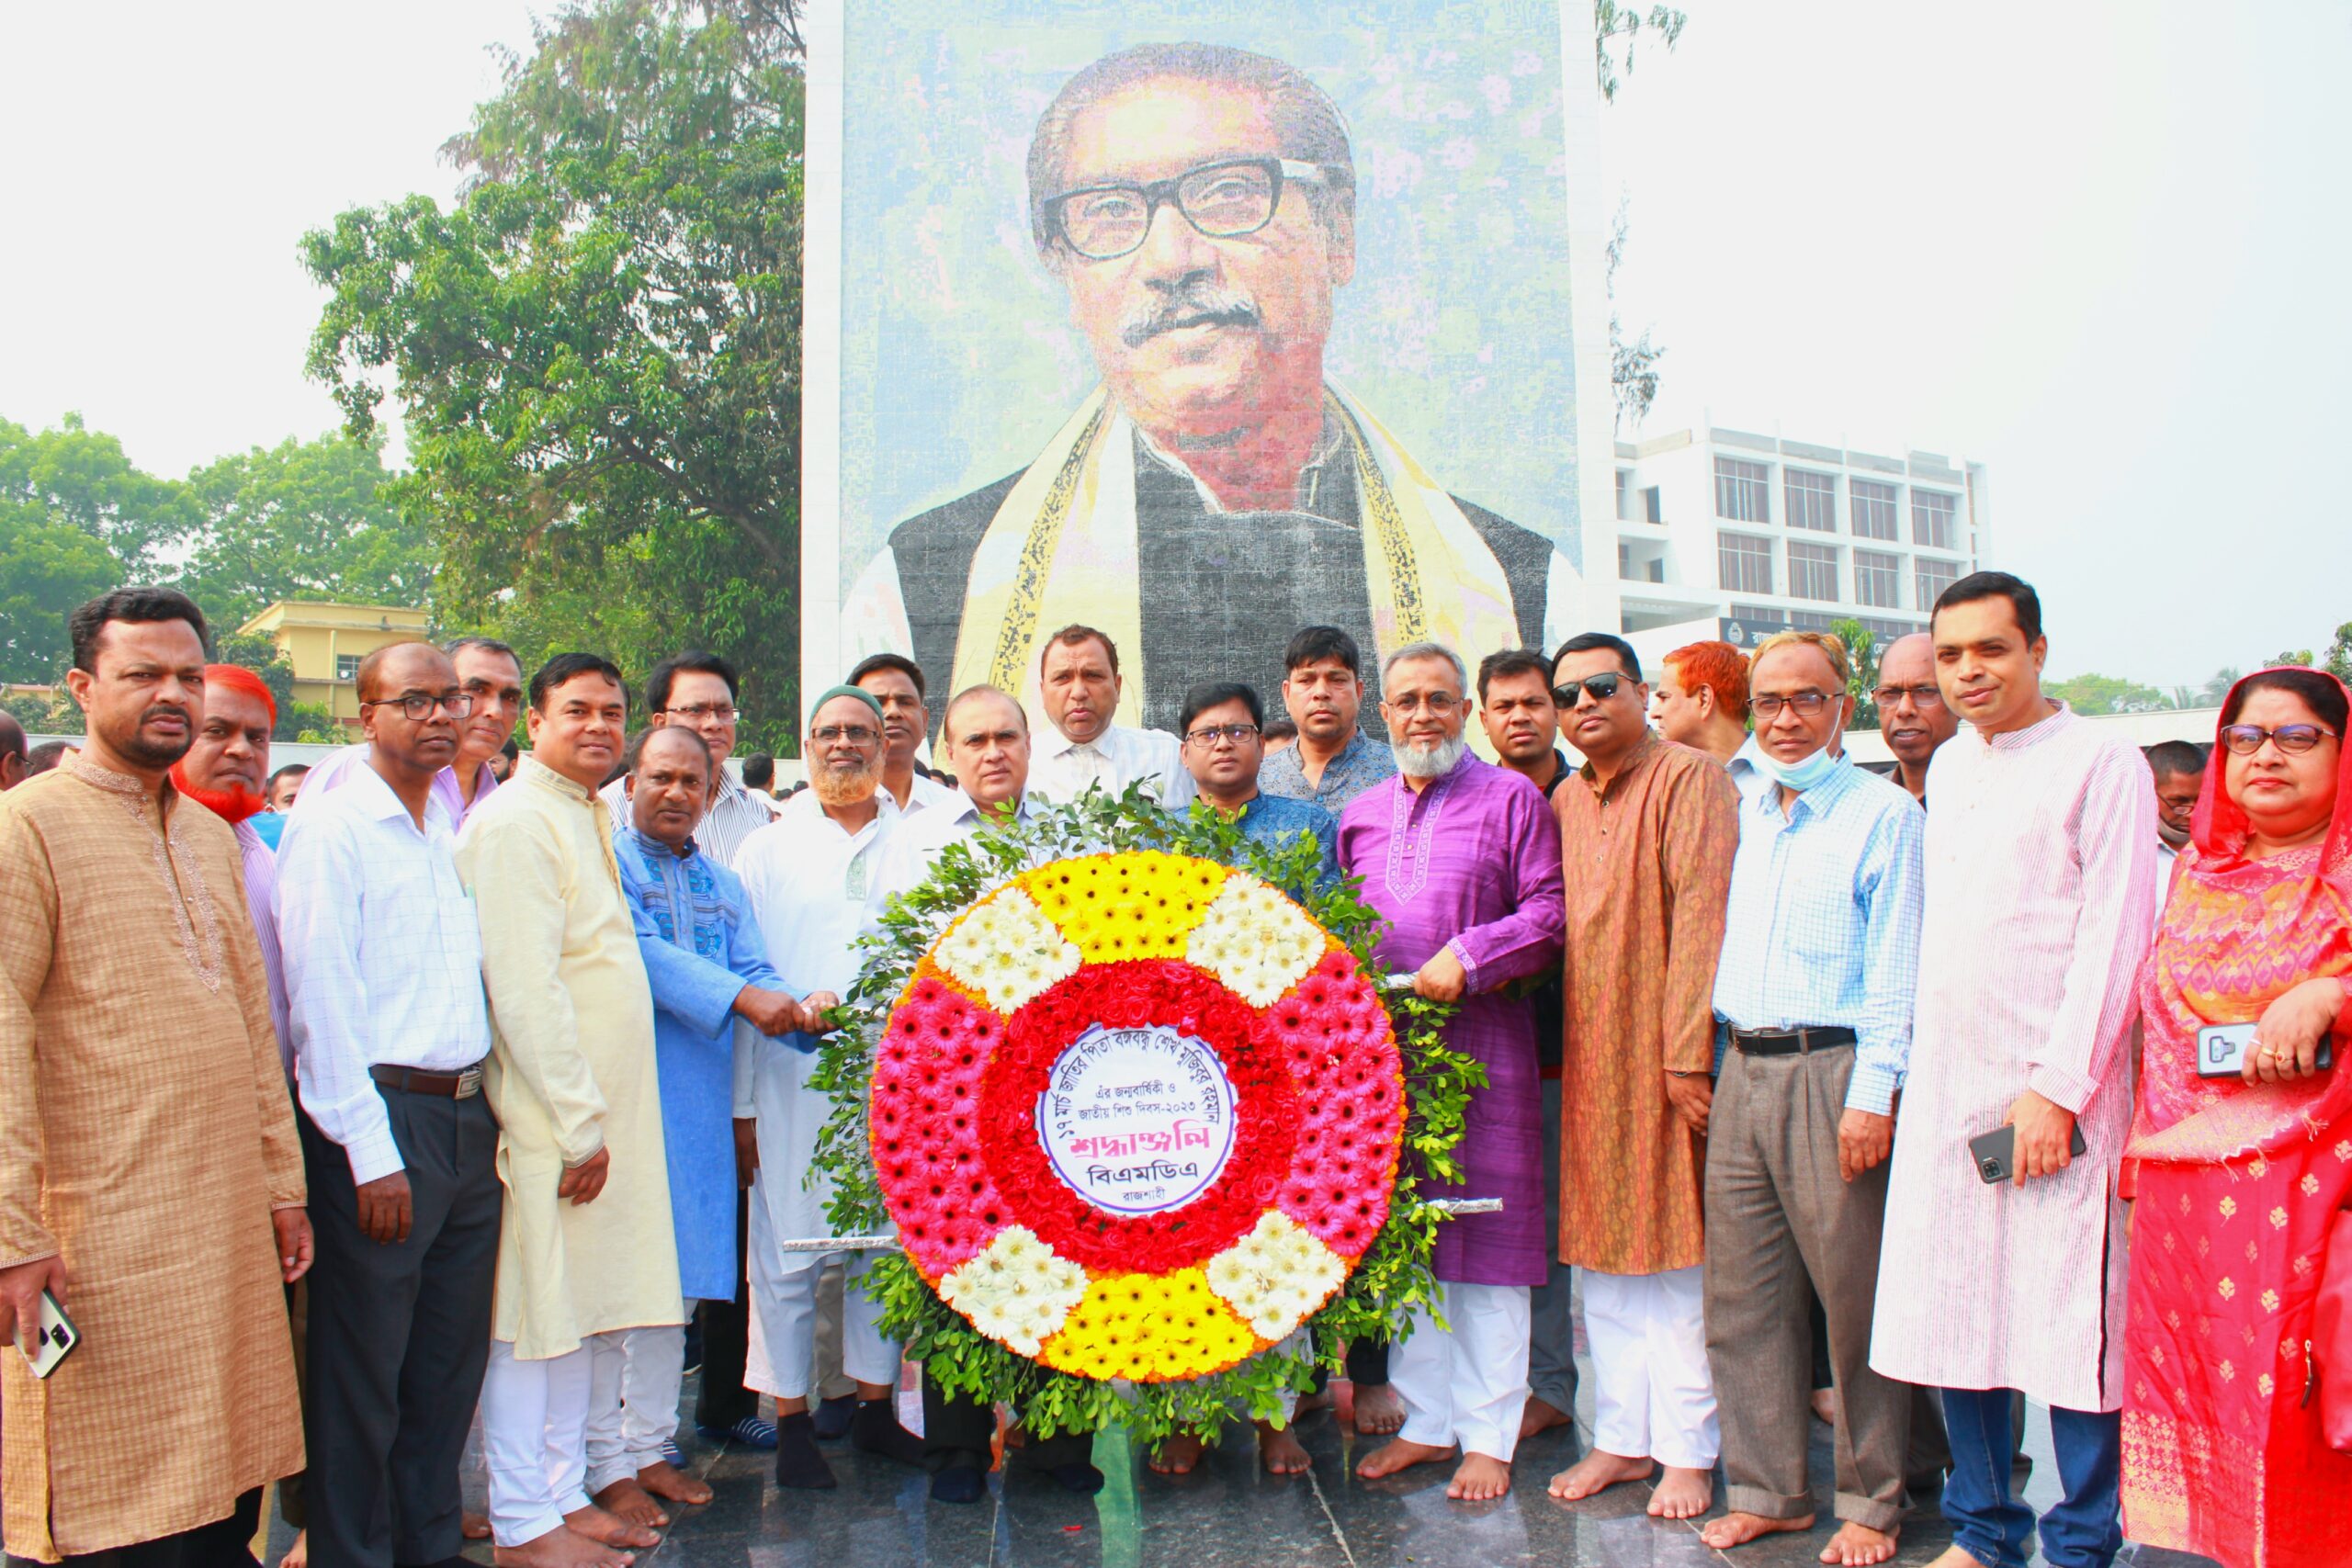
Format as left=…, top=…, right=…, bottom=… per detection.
left=1939, top=1388, right=2120, bottom=1568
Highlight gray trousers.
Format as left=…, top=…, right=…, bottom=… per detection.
left=1703, top=1044, right=1907, bottom=1531
left=300, top=1087, right=502, bottom=1568
left=1527, top=1075, right=1578, bottom=1415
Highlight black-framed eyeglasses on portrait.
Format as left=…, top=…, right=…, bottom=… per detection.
left=1046, top=158, right=1331, bottom=262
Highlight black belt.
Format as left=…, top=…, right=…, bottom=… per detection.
left=1728, top=1025, right=1856, bottom=1057
left=370, top=1062, right=487, bottom=1100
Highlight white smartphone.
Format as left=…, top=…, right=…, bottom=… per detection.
left=2199, top=1021, right=2335, bottom=1079
left=21, top=1289, right=77, bottom=1379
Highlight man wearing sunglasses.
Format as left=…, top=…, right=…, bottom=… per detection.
left=1547, top=632, right=1740, bottom=1522
left=844, top=40, right=1576, bottom=737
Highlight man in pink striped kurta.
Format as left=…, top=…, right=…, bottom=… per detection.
left=1870, top=573, right=2154, bottom=1568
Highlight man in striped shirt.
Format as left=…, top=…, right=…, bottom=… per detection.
left=1697, top=631, right=1926, bottom=1567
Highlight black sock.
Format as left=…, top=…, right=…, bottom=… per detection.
left=931, top=1464, right=987, bottom=1504
left=852, top=1395, right=926, bottom=1467
left=813, top=1391, right=857, bottom=1440
left=774, top=1411, right=838, bottom=1489
left=1049, top=1461, right=1106, bottom=1495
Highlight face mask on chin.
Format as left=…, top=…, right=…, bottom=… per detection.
left=1756, top=742, right=1842, bottom=794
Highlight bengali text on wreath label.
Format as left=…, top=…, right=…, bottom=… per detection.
left=1036, top=1023, right=1239, bottom=1215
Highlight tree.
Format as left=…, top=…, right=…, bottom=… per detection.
left=177, top=432, right=432, bottom=629
left=1595, top=2, right=1688, bottom=105
left=1830, top=617, right=1882, bottom=730
left=302, top=0, right=805, bottom=750
left=2198, top=668, right=2243, bottom=706
left=2050, top=672, right=2169, bottom=716
left=1608, top=199, right=1664, bottom=433
left=2325, top=623, right=2352, bottom=684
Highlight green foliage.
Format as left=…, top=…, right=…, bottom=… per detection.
left=300, top=0, right=806, bottom=751
left=1595, top=2, right=1688, bottom=104
left=2327, top=625, right=2352, bottom=685
left=2267, top=649, right=2314, bottom=671
left=2199, top=668, right=2243, bottom=707
left=807, top=785, right=1477, bottom=1449
left=1, top=690, right=71, bottom=734
left=1830, top=618, right=1882, bottom=731
left=209, top=631, right=339, bottom=741
left=178, top=433, right=431, bottom=628
left=2048, top=671, right=2172, bottom=716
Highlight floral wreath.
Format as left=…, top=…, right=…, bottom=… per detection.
left=810, top=787, right=1477, bottom=1445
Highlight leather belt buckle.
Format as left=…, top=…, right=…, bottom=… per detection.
left=455, top=1066, right=483, bottom=1100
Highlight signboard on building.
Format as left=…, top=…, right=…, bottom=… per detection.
left=1719, top=614, right=1792, bottom=649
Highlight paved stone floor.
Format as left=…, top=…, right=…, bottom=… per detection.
left=266, top=1374, right=2223, bottom=1568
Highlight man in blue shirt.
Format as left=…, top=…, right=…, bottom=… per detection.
left=1257, top=626, right=1397, bottom=814
left=1697, top=630, right=1925, bottom=1568
left=1176, top=679, right=1340, bottom=895
left=607, top=726, right=811, bottom=1529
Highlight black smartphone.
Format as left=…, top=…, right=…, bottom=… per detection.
left=1970, top=1122, right=2088, bottom=1185
left=2197, top=1021, right=2335, bottom=1079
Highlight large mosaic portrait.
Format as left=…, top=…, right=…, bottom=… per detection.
left=802, top=0, right=1615, bottom=734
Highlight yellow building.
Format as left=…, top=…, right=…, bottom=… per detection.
left=237, top=601, right=431, bottom=728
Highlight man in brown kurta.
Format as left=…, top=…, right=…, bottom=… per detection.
left=1543, top=633, right=1737, bottom=1522
left=0, top=588, right=309, bottom=1563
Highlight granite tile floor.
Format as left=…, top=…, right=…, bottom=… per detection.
left=265, top=1367, right=2226, bottom=1568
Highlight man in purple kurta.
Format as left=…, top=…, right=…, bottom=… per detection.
left=1340, top=642, right=1565, bottom=1502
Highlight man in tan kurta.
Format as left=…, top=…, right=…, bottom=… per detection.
left=455, top=653, right=679, bottom=1564
left=1543, top=633, right=1737, bottom=1521
left=0, top=589, right=308, bottom=1562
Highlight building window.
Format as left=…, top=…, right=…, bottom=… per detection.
left=1788, top=540, right=1840, bottom=602
left=1912, top=489, right=1958, bottom=549
left=1718, top=532, right=1773, bottom=594
left=1644, top=485, right=1663, bottom=523
left=1916, top=556, right=1961, bottom=610
left=1785, top=468, right=1837, bottom=532
left=1616, top=469, right=1634, bottom=520
left=1855, top=549, right=1902, bottom=609
left=1789, top=610, right=1839, bottom=632
left=1713, top=457, right=1771, bottom=523
left=334, top=653, right=360, bottom=682
left=1851, top=478, right=1900, bottom=541
left=1859, top=615, right=1923, bottom=645
left=1618, top=543, right=1632, bottom=580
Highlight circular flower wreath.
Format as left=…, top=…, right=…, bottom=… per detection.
left=809, top=790, right=1477, bottom=1442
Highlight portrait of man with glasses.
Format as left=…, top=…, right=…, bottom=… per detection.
left=841, top=38, right=1583, bottom=738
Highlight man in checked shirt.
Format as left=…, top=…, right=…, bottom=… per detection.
left=1695, top=630, right=1926, bottom=1568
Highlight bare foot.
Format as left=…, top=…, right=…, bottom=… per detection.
left=493, top=1521, right=635, bottom=1568
left=1357, top=1436, right=1455, bottom=1479
left=466, top=1512, right=493, bottom=1540
left=1648, top=1464, right=1713, bottom=1520
left=637, top=1458, right=712, bottom=1507
left=1924, top=1547, right=1991, bottom=1568
left=1519, top=1395, right=1573, bottom=1440
left=1700, top=1511, right=1815, bottom=1551
left=589, top=1478, right=667, bottom=1530
left=1821, top=1521, right=1901, bottom=1566
left=1811, top=1387, right=1839, bottom=1426
left=1295, top=1386, right=1334, bottom=1416
left=563, top=1502, right=660, bottom=1550
left=1351, top=1382, right=1407, bottom=1436
left=1148, top=1432, right=1206, bottom=1474
left=282, top=1530, right=309, bottom=1568
left=1257, top=1419, right=1312, bottom=1475
left=1547, top=1448, right=1652, bottom=1501
left=1448, top=1452, right=1512, bottom=1501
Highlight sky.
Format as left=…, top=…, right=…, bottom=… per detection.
left=2, top=1, right=2343, bottom=689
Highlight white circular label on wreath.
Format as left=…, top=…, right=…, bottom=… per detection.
left=1035, top=1023, right=1239, bottom=1215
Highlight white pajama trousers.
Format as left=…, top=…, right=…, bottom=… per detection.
left=584, top=1317, right=689, bottom=1494
left=748, top=1208, right=897, bottom=1399
left=1391, top=1281, right=1532, bottom=1462
left=1582, top=1264, right=1719, bottom=1470
left=482, top=1338, right=594, bottom=1548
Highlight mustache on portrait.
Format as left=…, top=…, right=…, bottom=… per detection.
left=1120, top=281, right=1262, bottom=348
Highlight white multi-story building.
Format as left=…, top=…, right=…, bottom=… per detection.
left=1601, top=422, right=1990, bottom=668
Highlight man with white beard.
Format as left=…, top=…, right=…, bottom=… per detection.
left=1339, top=642, right=1566, bottom=1502
left=730, top=687, right=925, bottom=1490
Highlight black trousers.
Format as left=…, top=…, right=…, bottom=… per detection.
left=694, top=1190, right=758, bottom=1429
left=921, top=1373, right=1093, bottom=1474
left=7, top=1491, right=261, bottom=1568
left=299, top=1088, right=501, bottom=1568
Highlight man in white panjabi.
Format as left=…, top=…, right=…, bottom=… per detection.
left=1025, top=625, right=1190, bottom=807
left=1869, top=574, right=2155, bottom=1568
left=842, top=41, right=1580, bottom=738
left=730, top=687, right=925, bottom=1490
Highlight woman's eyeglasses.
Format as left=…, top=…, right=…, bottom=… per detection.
left=2219, top=723, right=2340, bottom=757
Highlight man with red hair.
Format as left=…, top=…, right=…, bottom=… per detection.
left=172, top=663, right=290, bottom=1070
left=1652, top=640, right=1751, bottom=768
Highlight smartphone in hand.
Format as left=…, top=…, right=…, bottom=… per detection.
left=2197, top=1021, right=2335, bottom=1079
left=19, top=1289, right=77, bottom=1379
left=1970, top=1122, right=2088, bottom=1185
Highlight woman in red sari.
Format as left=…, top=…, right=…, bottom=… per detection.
left=2120, top=666, right=2352, bottom=1568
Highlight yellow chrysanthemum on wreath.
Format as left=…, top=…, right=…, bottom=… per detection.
left=1016, top=851, right=1227, bottom=962
left=1036, top=1269, right=1261, bottom=1382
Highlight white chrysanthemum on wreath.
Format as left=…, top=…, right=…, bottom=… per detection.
left=933, top=890, right=1081, bottom=1013
left=1183, top=873, right=1326, bottom=1006
left=938, top=1226, right=1090, bottom=1357
left=1204, top=1211, right=1348, bottom=1339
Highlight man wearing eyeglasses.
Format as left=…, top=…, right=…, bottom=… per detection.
left=276, top=642, right=503, bottom=1568
left=1343, top=642, right=1565, bottom=1503
left=291, top=635, right=525, bottom=831
left=598, top=650, right=775, bottom=870
left=1546, top=632, right=1739, bottom=1522
left=1695, top=632, right=1925, bottom=1567
left=1175, top=679, right=1337, bottom=887
left=1872, top=633, right=1959, bottom=806
left=842, top=40, right=1576, bottom=735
